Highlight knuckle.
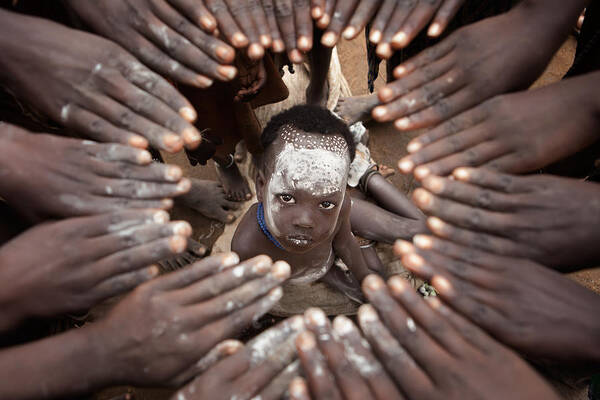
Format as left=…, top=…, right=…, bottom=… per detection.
left=475, top=190, right=492, bottom=208
left=119, top=111, right=134, bottom=127
left=433, top=99, right=452, bottom=119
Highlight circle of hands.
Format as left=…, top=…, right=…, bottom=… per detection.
left=0, top=1, right=598, bottom=400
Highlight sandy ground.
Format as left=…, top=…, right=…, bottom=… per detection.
left=96, top=33, right=599, bottom=400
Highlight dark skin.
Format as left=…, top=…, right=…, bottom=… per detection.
left=397, top=71, right=600, bottom=178
left=0, top=10, right=201, bottom=152
left=0, top=124, right=189, bottom=222
left=0, top=254, right=290, bottom=399
left=394, top=239, right=600, bottom=370
left=292, top=308, right=403, bottom=400
left=65, top=0, right=238, bottom=88
left=373, top=0, right=587, bottom=132
left=0, top=209, right=190, bottom=333
left=177, top=178, right=241, bottom=224
left=412, top=168, right=600, bottom=271
left=262, top=0, right=314, bottom=62
left=360, top=276, right=562, bottom=400
left=232, top=132, right=373, bottom=285
left=173, top=316, right=305, bottom=400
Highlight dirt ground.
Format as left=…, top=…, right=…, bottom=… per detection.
left=97, top=32, right=599, bottom=400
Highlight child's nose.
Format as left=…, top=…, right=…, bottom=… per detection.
left=292, top=210, right=314, bottom=229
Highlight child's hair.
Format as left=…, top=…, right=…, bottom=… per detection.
left=260, top=104, right=356, bottom=162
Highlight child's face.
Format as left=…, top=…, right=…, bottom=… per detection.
left=259, top=127, right=350, bottom=254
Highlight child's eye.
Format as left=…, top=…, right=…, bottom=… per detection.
left=279, top=194, right=296, bottom=204
left=319, top=201, right=336, bottom=210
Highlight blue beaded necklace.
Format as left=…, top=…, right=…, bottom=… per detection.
left=257, top=202, right=285, bottom=250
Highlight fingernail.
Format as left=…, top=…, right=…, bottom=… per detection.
left=137, top=150, right=152, bottom=164
left=289, top=377, right=308, bottom=398
left=372, top=106, right=387, bottom=119
left=222, top=252, right=240, bottom=268
left=321, top=31, right=337, bottom=47
left=248, top=43, right=264, bottom=59
left=271, top=260, right=291, bottom=279
left=200, top=16, right=216, bottom=31
left=169, top=235, right=187, bottom=253
left=426, top=296, right=442, bottom=309
left=405, top=253, right=425, bottom=268
left=153, top=210, right=170, bottom=224
left=376, top=42, right=393, bottom=58
left=317, top=14, right=330, bottom=28
left=428, top=23, right=441, bottom=37
left=172, top=221, right=192, bottom=236
left=453, top=167, right=471, bottom=181
left=252, top=255, right=272, bottom=274
left=432, top=275, right=454, bottom=296
left=196, top=75, right=213, bottom=88
left=179, top=106, right=197, bottom=122
left=392, top=31, right=408, bottom=47
left=363, top=274, right=384, bottom=291
left=176, top=178, right=191, bottom=193
left=305, top=307, right=327, bottom=327
left=407, top=141, right=422, bottom=153
left=414, top=166, right=431, bottom=180
left=413, top=235, right=433, bottom=249
left=343, top=26, right=356, bottom=39
left=413, top=188, right=433, bottom=207
left=129, top=136, right=148, bottom=148
left=394, top=65, right=407, bottom=78
left=232, top=32, right=249, bottom=47
left=311, top=6, right=323, bottom=19
left=273, top=39, right=285, bottom=53
left=165, top=165, right=182, bottom=181
left=297, top=35, right=311, bottom=51
left=219, top=339, right=244, bottom=355
left=332, top=315, right=354, bottom=335
left=226, top=214, right=235, bottom=223
left=148, top=265, right=160, bottom=277
left=289, top=49, right=303, bottom=64
left=428, top=216, right=445, bottom=232
left=297, top=331, right=316, bottom=351
left=423, top=176, right=444, bottom=193
left=394, top=239, right=414, bottom=255
left=369, top=30, right=382, bottom=44
left=378, top=87, right=393, bottom=102
left=269, top=286, right=283, bottom=301
left=388, top=275, right=409, bottom=294
left=398, top=159, right=414, bottom=173
left=216, top=46, right=235, bottom=62
left=163, top=133, right=183, bottom=152
left=182, top=128, right=201, bottom=147
left=260, top=34, right=272, bottom=48
left=395, top=117, right=411, bottom=130
left=358, top=304, right=378, bottom=323
left=217, top=65, right=237, bottom=80
left=161, top=198, right=174, bottom=209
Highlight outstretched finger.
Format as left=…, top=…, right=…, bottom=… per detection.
left=168, top=0, right=218, bottom=32
left=343, top=1, right=381, bottom=40
left=394, top=0, right=443, bottom=48
left=428, top=0, right=465, bottom=37
left=321, top=0, right=359, bottom=47
left=304, top=308, right=374, bottom=400
left=296, top=331, right=343, bottom=400
left=205, top=0, right=249, bottom=48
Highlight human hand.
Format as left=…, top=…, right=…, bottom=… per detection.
left=0, top=209, right=190, bottom=331
left=95, top=254, right=290, bottom=387
left=314, top=0, right=464, bottom=51
left=290, top=308, right=402, bottom=400
left=394, top=238, right=600, bottom=368
left=261, top=0, right=313, bottom=63
left=0, top=124, right=189, bottom=222
left=360, top=275, right=561, bottom=399
left=372, top=10, right=553, bottom=131
left=172, top=315, right=304, bottom=399
left=66, top=0, right=237, bottom=87
left=410, top=168, right=600, bottom=270
left=0, top=11, right=202, bottom=152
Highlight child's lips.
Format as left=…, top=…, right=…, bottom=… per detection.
left=286, top=235, right=313, bottom=247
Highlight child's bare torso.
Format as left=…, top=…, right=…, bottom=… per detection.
left=232, top=203, right=339, bottom=283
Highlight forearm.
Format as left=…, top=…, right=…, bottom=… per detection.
left=0, top=324, right=112, bottom=399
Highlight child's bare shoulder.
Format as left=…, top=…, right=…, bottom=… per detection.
left=231, top=203, right=263, bottom=260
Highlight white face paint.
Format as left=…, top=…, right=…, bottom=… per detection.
left=261, top=126, right=350, bottom=251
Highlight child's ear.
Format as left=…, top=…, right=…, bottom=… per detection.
left=255, top=170, right=266, bottom=202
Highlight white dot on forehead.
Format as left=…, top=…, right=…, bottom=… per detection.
left=278, top=124, right=349, bottom=158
